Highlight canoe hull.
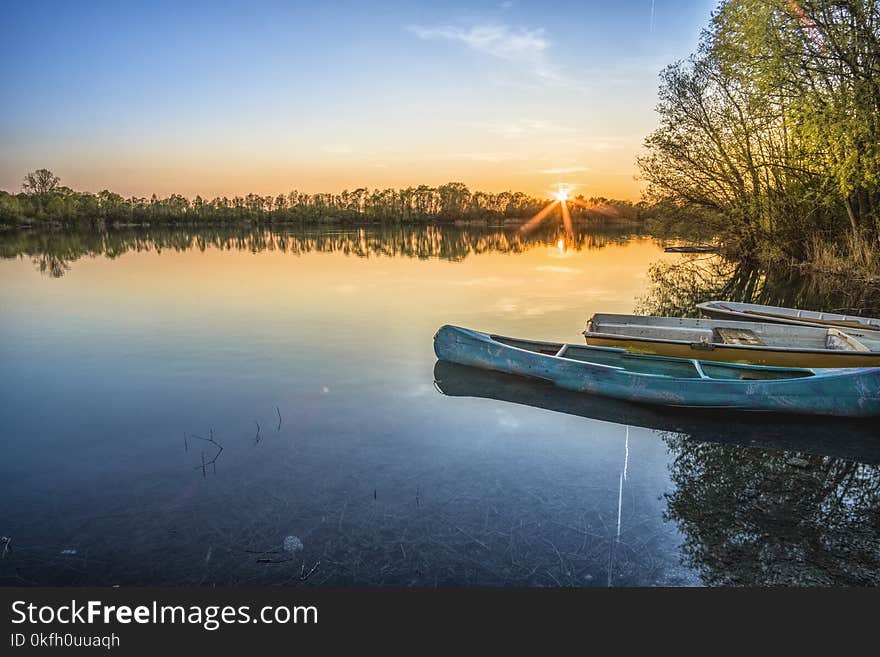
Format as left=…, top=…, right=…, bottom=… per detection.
left=434, top=325, right=880, bottom=417
left=584, top=334, right=880, bottom=368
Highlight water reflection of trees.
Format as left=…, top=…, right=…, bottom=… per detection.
left=638, top=255, right=880, bottom=317
left=434, top=361, right=880, bottom=586
left=0, top=223, right=647, bottom=278
left=633, top=256, right=880, bottom=584
left=663, top=435, right=880, bottom=586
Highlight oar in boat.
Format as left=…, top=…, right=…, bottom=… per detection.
left=697, top=301, right=880, bottom=331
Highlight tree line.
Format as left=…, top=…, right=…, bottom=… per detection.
left=640, top=0, right=880, bottom=266
left=0, top=170, right=646, bottom=227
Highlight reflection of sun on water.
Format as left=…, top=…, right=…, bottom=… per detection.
left=550, top=238, right=574, bottom=259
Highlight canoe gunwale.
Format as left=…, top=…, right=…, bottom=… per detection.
left=467, top=326, right=832, bottom=379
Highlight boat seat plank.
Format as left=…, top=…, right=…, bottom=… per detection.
left=713, top=327, right=765, bottom=346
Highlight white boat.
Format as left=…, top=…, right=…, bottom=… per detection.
left=697, top=301, right=880, bottom=331
left=584, top=313, right=880, bottom=367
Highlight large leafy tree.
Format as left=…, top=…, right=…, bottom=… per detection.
left=640, top=0, right=880, bottom=258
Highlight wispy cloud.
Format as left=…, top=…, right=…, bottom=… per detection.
left=584, top=142, right=624, bottom=152
left=323, top=143, right=353, bottom=154
left=448, top=152, right=528, bottom=163
left=407, top=22, right=573, bottom=89
left=482, top=119, right=572, bottom=139
left=408, top=23, right=546, bottom=60
left=577, top=135, right=641, bottom=152
left=330, top=283, right=359, bottom=293
left=538, top=166, right=590, bottom=175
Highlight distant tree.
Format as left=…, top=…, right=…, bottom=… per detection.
left=22, top=169, right=61, bottom=196
left=0, top=191, right=24, bottom=224
left=437, top=182, right=471, bottom=217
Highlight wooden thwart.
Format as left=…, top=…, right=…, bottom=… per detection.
left=826, top=328, right=870, bottom=352
left=714, top=327, right=765, bottom=346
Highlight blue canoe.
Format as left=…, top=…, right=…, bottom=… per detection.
left=433, top=325, right=880, bottom=417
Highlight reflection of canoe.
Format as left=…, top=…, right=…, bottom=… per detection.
left=698, top=300, right=880, bottom=331
left=583, top=313, right=880, bottom=368
left=433, top=361, right=880, bottom=464
left=433, top=324, right=880, bottom=417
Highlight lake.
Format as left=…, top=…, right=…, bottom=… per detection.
left=1, top=223, right=879, bottom=586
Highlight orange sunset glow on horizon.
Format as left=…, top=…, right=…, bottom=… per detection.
left=0, top=2, right=718, bottom=202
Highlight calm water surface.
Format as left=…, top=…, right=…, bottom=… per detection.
left=1, top=225, right=879, bottom=586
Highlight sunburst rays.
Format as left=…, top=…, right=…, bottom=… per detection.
left=519, top=199, right=561, bottom=234
left=519, top=182, right=619, bottom=240
left=560, top=196, right=573, bottom=236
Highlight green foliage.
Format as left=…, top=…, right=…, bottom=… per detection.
left=2, top=172, right=646, bottom=228
left=0, top=192, right=24, bottom=225
left=640, top=0, right=880, bottom=261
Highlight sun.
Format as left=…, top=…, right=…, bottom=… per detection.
left=552, top=183, right=574, bottom=202
left=519, top=182, right=581, bottom=237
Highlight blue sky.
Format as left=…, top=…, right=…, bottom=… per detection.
left=0, top=0, right=718, bottom=199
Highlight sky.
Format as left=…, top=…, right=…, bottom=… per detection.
left=0, top=0, right=717, bottom=201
